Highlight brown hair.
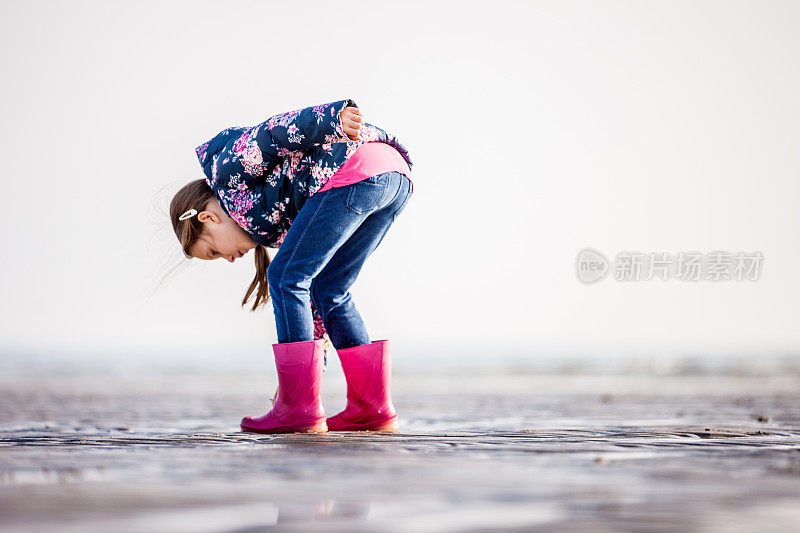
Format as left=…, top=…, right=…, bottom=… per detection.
left=169, top=178, right=271, bottom=312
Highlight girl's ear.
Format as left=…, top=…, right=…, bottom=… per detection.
left=198, top=198, right=225, bottom=224
left=197, top=210, right=220, bottom=224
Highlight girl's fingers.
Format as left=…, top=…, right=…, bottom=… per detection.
left=341, top=107, right=363, bottom=140
left=344, top=119, right=362, bottom=132
left=345, top=126, right=361, bottom=140
left=344, top=111, right=363, bottom=124
left=343, top=108, right=363, bottom=121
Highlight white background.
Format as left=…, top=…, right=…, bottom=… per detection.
left=1, top=1, right=798, bottom=370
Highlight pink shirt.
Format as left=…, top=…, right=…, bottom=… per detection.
left=316, top=142, right=414, bottom=194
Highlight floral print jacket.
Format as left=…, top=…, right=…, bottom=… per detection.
left=194, top=98, right=413, bottom=248
left=194, top=98, right=413, bottom=349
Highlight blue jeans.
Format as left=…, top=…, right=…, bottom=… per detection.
left=268, top=171, right=413, bottom=350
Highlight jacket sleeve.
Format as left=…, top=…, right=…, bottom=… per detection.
left=253, top=99, right=358, bottom=167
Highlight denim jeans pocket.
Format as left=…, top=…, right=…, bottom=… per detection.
left=345, top=175, right=389, bottom=214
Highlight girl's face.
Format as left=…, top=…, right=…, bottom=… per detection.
left=188, top=199, right=257, bottom=262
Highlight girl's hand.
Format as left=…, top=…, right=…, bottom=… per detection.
left=340, top=107, right=363, bottom=141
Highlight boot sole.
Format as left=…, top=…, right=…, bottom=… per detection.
left=241, top=419, right=328, bottom=434
left=328, top=416, right=398, bottom=433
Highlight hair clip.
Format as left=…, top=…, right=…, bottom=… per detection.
left=179, top=208, right=198, bottom=221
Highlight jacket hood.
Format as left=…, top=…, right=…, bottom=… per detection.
left=195, top=126, right=248, bottom=174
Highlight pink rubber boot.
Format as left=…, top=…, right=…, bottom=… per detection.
left=326, top=339, right=399, bottom=432
left=240, top=339, right=328, bottom=434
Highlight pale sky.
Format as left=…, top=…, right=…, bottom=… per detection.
left=1, top=1, right=798, bottom=368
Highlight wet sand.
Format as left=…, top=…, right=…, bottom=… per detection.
left=1, top=370, right=800, bottom=532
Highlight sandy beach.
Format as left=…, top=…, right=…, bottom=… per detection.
left=2, top=366, right=799, bottom=532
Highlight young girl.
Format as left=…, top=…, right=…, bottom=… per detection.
left=169, top=99, right=414, bottom=434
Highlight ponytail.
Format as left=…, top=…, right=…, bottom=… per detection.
left=242, top=245, right=271, bottom=312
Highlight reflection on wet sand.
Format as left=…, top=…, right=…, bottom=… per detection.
left=1, top=372, right=800, bottom=531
